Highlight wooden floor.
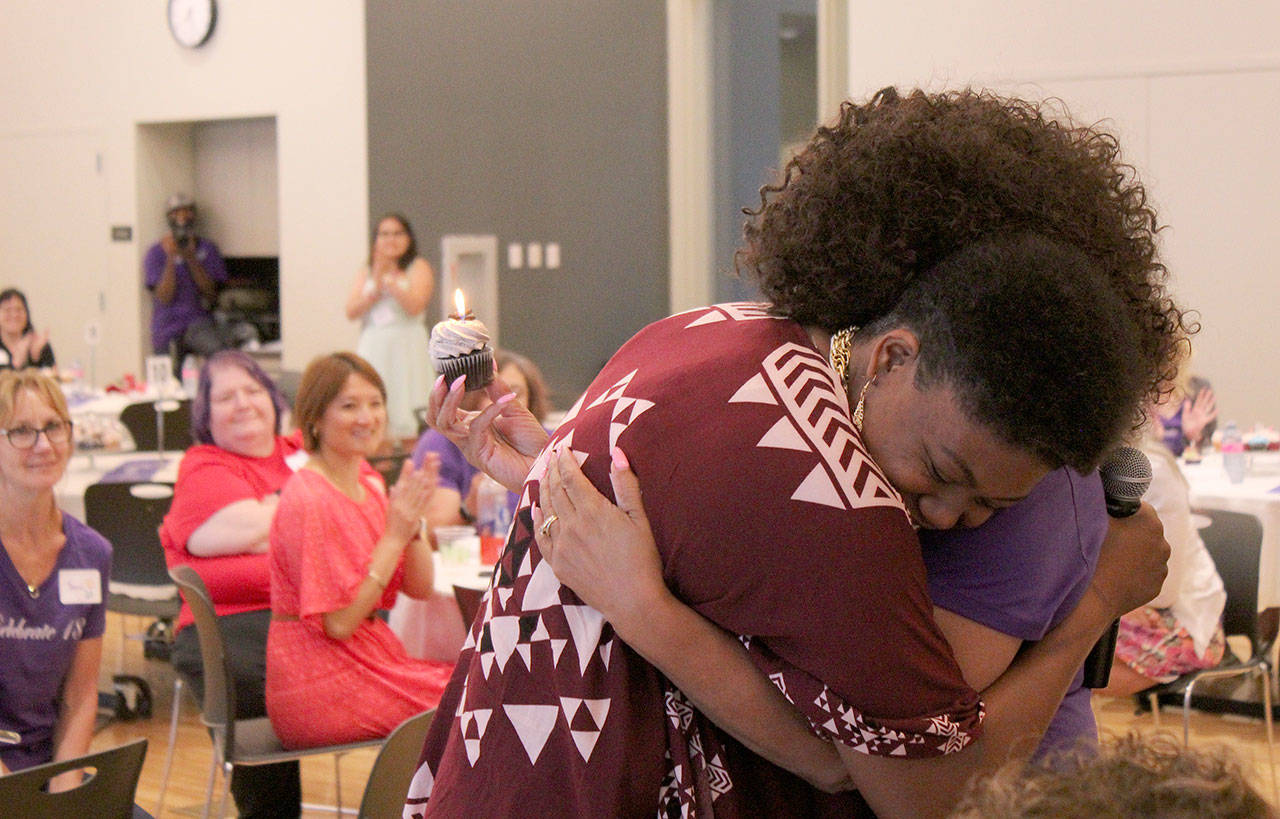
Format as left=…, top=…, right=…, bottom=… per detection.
left=89, top=616, right=1279, bottom=817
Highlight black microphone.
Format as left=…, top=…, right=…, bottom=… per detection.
left=1082, top=445, right=1153, bottom=688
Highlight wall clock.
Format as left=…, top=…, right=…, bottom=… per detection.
left=168, top=0, right=217, bottom=49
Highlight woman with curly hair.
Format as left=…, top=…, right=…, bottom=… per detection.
left=408, top=88, right=1189, bottom=818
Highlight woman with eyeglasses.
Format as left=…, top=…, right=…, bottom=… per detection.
left=0, top=371, right=108, bottom=790
left=344, top=213, right=435, bottom=447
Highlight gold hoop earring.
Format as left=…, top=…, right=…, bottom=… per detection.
left=852, top=376, right=875, bottom=433
left=828, top=326, right=858, bottom=391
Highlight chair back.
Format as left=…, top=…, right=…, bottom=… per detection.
left=168, top=566, right=237, bottom=739
left=1199, top=509, right=1268, bottom=653
left=119, top=399, right=192, bottom=451
left=84, top=481, right=180, bottom=614
left=0, top=738, right=147, bottom=819
left=453, top=584, right=485, bottom=627
left=356, top=709, right=436, bottom=818
left=369, top=452, right=410, bottom=490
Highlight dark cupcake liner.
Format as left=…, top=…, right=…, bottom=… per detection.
left=435, top=348, right=494, bottom=391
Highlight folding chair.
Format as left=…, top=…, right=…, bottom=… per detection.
left=119, top=398, right=192, bottom=452
left=1145, top=509, right=1276, bottom=800
left=0, top=739, right=147, bottom=819
left=356, top=709, right=435, bottom=818
left=83, top=481, right=181, bottom=719
left=163, top=565, right=384, bottom=818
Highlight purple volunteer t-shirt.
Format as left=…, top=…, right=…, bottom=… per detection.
left=411, top=429, right=519, bottom=516
left=919, top=467, right=1107, bottom=758
left=143, top=237, right=227, bottom=353
left=0, top=515, right=110, bottom=771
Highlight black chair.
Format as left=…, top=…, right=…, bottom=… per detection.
left=84, top=481, right=180, bottom=721
left=1145, top=509, right=1276, bottom=799
left=164, top=566, right=384, bottom=819
left=368, top=451, right=410, bottom=490
left=83, top=482, right=180, bottom=621
left=0, top=738, right=147, bottom=819
left=119, top=398, right=192, bottom=452
left=356, top=708, right=436, bottom=818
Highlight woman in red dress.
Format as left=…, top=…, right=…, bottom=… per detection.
left=266, top=352, right=456, bottom=749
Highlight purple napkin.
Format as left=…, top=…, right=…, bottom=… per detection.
left=99, top=458, right=168, bottom=484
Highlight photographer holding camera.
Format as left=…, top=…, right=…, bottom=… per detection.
left=143, top=192, right=229, bottom=361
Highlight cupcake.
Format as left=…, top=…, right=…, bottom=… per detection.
left=430, top=290, right=494, bottom=391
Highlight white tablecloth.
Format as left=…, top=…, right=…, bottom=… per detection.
left=1184, top=451, right=1280, bottom=610
left=54, top=452, right=182, bottom=521
left=387, top=556, right=493, bottom=660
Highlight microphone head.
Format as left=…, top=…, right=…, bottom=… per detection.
left=1099, top=445, right=1152, bottom=517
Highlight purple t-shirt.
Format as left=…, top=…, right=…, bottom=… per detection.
left=143, top=237, right=227, bottom=353
left=0, top=515, right=110, bottom=771
left=919, top=467, right=1107, bottom=758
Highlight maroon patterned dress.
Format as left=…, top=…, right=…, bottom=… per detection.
left=407, top=303, right=982, bottom=817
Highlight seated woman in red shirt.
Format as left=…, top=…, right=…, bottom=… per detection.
left=161, top=349, right=304, bottom=817
left=266, top=352, right=456, bottom=749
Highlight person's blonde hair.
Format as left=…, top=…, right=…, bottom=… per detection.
left=0, top=370, right=70, bottom=428
left=294, top=352, right=385, bottom=452
left=951, top=731, right=1275, bottom=818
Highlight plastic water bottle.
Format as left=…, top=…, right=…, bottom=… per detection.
left=476, top=474, right=512, bottom=565
left=1222, top=420, right=1246, bottom=484
left=181, top=355, right=199, bottom=397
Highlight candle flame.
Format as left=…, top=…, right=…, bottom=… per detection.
left=453, top=289, right=466, bottom=317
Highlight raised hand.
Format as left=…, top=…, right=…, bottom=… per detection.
left=385, top=454, right=439, bottom=544
left=1180, top=387, right=1217, bottom=447
left=427, top=371, right=549, bottom=493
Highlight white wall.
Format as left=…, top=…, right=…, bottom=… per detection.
left=0, top=1, right=368, bottom=380
left=846, top=0, right=1280, bottom=427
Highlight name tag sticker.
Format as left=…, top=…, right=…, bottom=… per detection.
left=58, top=569, right=102, bottom=605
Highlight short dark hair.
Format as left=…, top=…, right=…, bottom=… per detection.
left=863, top=233, right=1141, bottom=471
left=739, top=87, right=1191, bottom=466
left=295, top=352, right=386, bottom=452
left=369, top=212, right=419, bottom=270
left=0, top=289, right=34, bottom=334
left=191, top=349, right=289, bottom=446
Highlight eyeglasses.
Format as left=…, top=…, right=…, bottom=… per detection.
left=0, top=420, right=72, bottom=449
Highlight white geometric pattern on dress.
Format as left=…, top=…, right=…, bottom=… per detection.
left=522, top=557, right=562, bottom=611
left=587, top=370, right=637, bottom=410
left=562, top=604, right=606, bottom=675
left=558, top=696, right=612, bottom=762
left=488, top=615, right=520, bottom=673
left=758, top=342, right=904, bottom=512
left=728, top=372, right=777, bottom=406
left=683, top=302, right=777, bottom=329
left=705, top=753, right=732, bottom=799
left=406, top=760, right=434, bottom=803
left=666, top=689, right=695, bottom=731
left=756, top=415, right=810, bottom=452
left=460, top=707, right=492, bottom=766
left=503, top=704, right=560, bottom=765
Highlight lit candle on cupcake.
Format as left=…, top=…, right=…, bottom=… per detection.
left=429, top=289, right=494, bottom=391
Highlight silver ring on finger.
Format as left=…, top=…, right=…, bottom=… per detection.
left=539, top=514, right=559, bottom=537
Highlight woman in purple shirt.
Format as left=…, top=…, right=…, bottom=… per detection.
left=0, top=371, right=110, bottom=789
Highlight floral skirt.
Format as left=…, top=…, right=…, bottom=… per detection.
left=1115, top=606, right=1225, bottom=684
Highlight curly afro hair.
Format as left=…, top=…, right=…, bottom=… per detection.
left=863, top=232, right=1143, bottom=470
left=739, top=87, right=1191, bottom=462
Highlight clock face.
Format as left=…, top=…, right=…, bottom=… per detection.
left=168, top=0, right=216, bottom=49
